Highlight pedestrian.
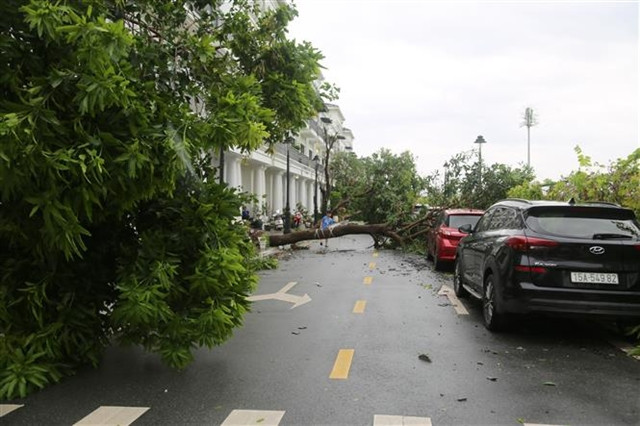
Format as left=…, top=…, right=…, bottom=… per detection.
left=320, top=210, right=335, bottom=247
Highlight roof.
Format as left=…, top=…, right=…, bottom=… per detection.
left=494, top=198, right=624, bottom=210
left=444, top=208, right=484, bottom=215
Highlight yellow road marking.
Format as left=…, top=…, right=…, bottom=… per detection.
left=373, top=251, right=379, bottom=258
left=330, top=349, right=355, bottom=379
left=353, top=300, right=366, bottom=313
left=369, top=262, right=376, bottom=270
left=363, top=276, right=373, bottom=285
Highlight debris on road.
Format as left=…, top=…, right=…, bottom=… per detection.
left=418, top=354, right=432, bottom=363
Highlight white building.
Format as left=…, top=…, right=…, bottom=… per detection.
left=217, top=100, right=354, bottom=219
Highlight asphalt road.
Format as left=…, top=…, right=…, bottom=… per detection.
left=3, top=235, right=640, bottom=425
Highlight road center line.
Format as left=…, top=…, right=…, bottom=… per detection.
left=373, top=251, right=379, bottom=258
left=363, top=276, right=373, bottom=285
left=329, top=349, right=355, bottom=379
left=353, top=300, right=366, bottom=313
left=437, top=285, right=469, bottom=315
left=369, top=262, right=376, bottom=270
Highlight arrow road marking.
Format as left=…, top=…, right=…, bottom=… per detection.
left=437, top=285, right=469, bottom=315
left=247, top=281, right=311, bottom=309
left=0, top=405, right=23, bottom=417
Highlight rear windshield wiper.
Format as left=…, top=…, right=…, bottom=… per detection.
left=592, top=233, right=633, bottom=240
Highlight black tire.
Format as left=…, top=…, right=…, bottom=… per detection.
left=433, top=245, right=443, bottom=271
left=483, top=274, right=507, bottom=331
left=453, top=259, right=468, bottom=298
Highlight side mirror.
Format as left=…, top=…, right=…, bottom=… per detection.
left=458, top=224, right=473, bottom=234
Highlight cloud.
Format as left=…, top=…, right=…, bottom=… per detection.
left=289, top=0, right=639, bottom=181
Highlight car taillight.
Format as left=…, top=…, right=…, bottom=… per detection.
left=515, top=265, right=547, bottom=274
left=635, top=245, right=640, bottom=251
left=505, top=235, right=559, bottom=251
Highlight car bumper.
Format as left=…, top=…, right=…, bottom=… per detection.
left=502, top=282, right=640, bottom=319
left=436, top=240, right=458, bottom=261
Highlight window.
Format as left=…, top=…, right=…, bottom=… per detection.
left=486, top=207, right=520, bottom=231
left=447, top=214, right=482, bottom=229
left=474, top=210, right=494, bottom=232
left=526, top=207, right=640, bottom=239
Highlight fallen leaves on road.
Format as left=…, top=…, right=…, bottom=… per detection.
left=418, top=354, right=432, bottom=363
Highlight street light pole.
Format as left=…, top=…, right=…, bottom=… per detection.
left=474, top=135, right=487, bottom=188
left=313, top=155, right=319, bottom=225
left=283, top=137, right=292, bottom=234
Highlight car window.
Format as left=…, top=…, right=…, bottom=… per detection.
left=488, top=207, right=521, bottom=230
left=474, top=209, right=495, bottom=232
left=525, top=207, right=640, bottom=239
left=447, top=214, right=482, bottom=229
left=485, top=207, right=511, bottom=231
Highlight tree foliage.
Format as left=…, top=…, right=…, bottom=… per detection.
left=507, top=146, right=640, bottom=217
left=331, top=149, right=426, bottom=224
left=423, top=150, right=535, bottom=209
left=0, top=0, right=327, bottom=399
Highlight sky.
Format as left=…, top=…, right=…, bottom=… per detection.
left=287, top=0, right=639, bottom=182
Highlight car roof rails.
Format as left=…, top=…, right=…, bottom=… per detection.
left=581, top=201, right=621, bottom=207
left=501, top=198, right=532, bottom=204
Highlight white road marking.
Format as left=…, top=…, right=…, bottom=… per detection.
left=0, top=404, right=23, bottom=417
left=247, top=281, right=311, bottom=309
left=73, top=406, right=149, bottom=426
left=221, top=409, right=285, bottom=425
left=437, top=285, right=469, bottom=315
left=373, top=414, right=432, bottom=425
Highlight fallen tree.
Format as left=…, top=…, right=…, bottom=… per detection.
left=267, top=209, right=440, bottom=248
left=269, top=223, right=403, bottom=247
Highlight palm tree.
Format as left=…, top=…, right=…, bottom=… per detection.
left=520, top=107, right=539, bottom=167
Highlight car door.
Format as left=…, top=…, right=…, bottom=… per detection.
left=459, top=209, right=495, bottom=291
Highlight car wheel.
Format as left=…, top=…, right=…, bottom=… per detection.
left=483, top=274, right=507, bottom=331
left=453, top=259, right=468, bottom=298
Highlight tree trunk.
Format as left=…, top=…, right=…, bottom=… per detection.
left=268, top=223, right=404, bottom=248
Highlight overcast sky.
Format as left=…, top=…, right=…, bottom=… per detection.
left=288, top=0, right=639, bottom=182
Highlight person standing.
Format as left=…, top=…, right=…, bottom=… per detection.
left=320, top=211, right=335, bottom=247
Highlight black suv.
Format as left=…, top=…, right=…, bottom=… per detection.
left=453, top=198, right=640, bottom=330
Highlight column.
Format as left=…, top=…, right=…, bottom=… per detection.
left=299, top=178, right=307, bottom=212
left=255, top=166, right=266, bottom=215
left=273, top=171, right=284, bottom=213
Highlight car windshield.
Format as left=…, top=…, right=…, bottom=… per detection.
left=525, top=207, right=640, bottom=239
left=447, top=214, right=482, bottom=229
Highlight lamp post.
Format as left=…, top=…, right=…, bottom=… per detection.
left=313, top=155, right=319, bottom=225
left=474, top=135, right=487, bottom=188
left=218, top=147, right=225, bottom=185
left=283, top=135, right=294, bottom=234
left=443, top=161, right=449, bottom=198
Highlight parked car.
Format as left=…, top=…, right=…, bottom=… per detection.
left=453, top=198, right=640, bottom=331
left=426, top=208, right=484, bottom=270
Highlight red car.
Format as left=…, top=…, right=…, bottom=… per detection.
left=426, top=208, right=484, bottom=270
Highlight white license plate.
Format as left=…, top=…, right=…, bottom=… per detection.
left=570, top=272, right=619, bottom=284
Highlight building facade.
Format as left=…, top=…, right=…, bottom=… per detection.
left=217, top=101, right=354, bottom=219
